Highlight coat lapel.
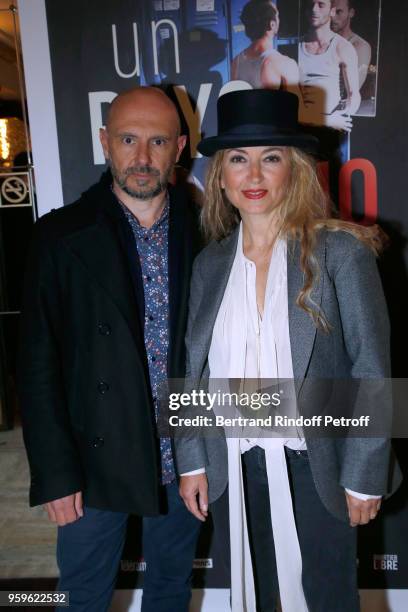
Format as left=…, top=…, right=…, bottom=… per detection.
left=192, top=227, right=239, bottom=379
left=62, top=200, right=145, bottom=351
left=287, top=236, right=325, bottom=385
left=167, top=185, right=198, bottom=378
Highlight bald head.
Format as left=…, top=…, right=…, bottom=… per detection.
left=106, top=86, right=181, bottom=135
left=99, top=86, right=186, bottom=203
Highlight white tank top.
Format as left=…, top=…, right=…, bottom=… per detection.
left=233, top=49, right=273, bottom=89
left=298, top=34, right=342, bottom=114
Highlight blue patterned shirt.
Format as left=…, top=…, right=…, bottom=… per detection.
left=119, top=195, right=175, bottom=485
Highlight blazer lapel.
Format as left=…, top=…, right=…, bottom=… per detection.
left=288, top=236, right=325, bottom=386
left=192, top=227, right=239, bottom=379
left=191, top=228, right=325, bottom=384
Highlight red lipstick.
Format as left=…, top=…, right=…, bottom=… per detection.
left=242, top=190, right=268, bottom=200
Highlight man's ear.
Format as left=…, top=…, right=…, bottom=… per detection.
left=349, top=8, right=355, bottom=19
left=99, top=128, right=109, bottom=161
left=176, top=134, right=187, bottom=162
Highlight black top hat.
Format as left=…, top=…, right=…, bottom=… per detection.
left=197, top=89, right=318, bottom=156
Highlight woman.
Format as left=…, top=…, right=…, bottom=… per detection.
left=175, top=89, right=399, bottom=612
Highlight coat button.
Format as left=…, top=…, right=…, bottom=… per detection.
left=92, top=437, right=104, bottom=448
left=98, top=323, right=111, bottom=336
left=98, top=381, right=109, bottom=394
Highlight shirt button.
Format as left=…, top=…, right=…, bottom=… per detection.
left=98, top=381, right=109, bottom=394
left=151, top=356, right=156, bottom=362
left=98, top=323, right=111, bottom=336
left=146, top=276, right=152, bottom=282
left=92, top=437, right=104, bottom=448
left=148, top=315, right=154, bottom=321
left=144, top=236, right=149, bottom=241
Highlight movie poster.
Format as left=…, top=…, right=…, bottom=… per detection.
left=41, top=0, right=389, bottom=226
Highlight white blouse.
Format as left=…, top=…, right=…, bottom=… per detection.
left=208, top=223, right=308, bottom=612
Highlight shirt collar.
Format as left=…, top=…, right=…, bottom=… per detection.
left=111, top=185, right=170, bottom=234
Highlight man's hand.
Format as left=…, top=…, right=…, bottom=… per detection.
left=44, top=491, right=83, bottom=526
left=179, top=474, right=208, bottom=522
left=325, top=110, right=353, bottom=132
left=345, top=492, right=381, bottom=527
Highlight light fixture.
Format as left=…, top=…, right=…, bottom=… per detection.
left=0, top=119, right=10, bottom=161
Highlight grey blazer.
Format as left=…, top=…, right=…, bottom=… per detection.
left=174, top=226, right=401, bottom=521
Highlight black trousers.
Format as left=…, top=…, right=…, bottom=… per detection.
left=241, top=446, right=360, bottom=612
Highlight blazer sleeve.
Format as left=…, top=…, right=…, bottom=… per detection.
left=173, top=254, right=209, bottom=474
left=330, top=236, right=392, bottom=495
left=18, top=220, right=84, bottom=506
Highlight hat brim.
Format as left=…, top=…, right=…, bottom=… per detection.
left=197, top=132, right=319, bottom=157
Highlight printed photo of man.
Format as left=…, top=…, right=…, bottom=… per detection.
left=331, top=0, right=372, bottom=88
left=231, top=0, right=301, bottom=96
left=298, top=0, right=360, bottom=130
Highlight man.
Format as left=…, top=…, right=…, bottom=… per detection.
left=18, top=87, right=202, bottom=612
left=331, top=0, right=372, bottom=88
left=231, top=0, right=300, bottom=96
left=298, top=0, right=361, bottom=130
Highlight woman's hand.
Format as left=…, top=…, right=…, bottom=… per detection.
left=179, top=474, right=209, bottom=522
left=345, top=492, right=382, bottom=527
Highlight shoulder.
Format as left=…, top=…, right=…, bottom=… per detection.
left=34, top=198, right=92, bottom=239
left=193, top=239, right=222, bottom=274
left=193, top=227, right=239, bottom=274
left=280, top=55, right=300, bottom=77
left=271, top=52, right=297, bottom=70
left=233, top=50, right=244, bottom=60
left=335, top=34, right=357, bottom=58
left=324, top=229, right=376, bottom=277
left=353, top=34, right=371, bottom=53
left=281, top=54, right=297, bottom=67
left=33, top=174, right=110, bottom=242
left=168, top=181, right=201, bottom=215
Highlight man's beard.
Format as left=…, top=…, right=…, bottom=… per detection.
left=110, top=162, right=172, bottom=200
left=331, top=20, right=346, bottom=33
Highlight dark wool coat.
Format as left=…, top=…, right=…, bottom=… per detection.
left=18, top=171, right=201, bottom=515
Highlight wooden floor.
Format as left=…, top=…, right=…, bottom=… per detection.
left=0, top=426, right=58, bottom=580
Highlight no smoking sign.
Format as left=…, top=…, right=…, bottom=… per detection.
left=0, top=172, right=32, bottom=207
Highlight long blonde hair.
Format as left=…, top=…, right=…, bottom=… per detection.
left=201, top=147, right=386, bottom=331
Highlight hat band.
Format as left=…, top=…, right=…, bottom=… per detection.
left=220, top=123, right=298, bottom=136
